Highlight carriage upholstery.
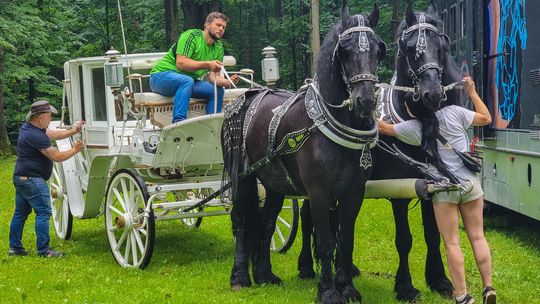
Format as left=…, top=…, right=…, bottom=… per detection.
left=134, top=88, right=248, bottom=128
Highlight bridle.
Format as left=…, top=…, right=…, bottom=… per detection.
left=331, top=14, right=380, bottom=107
left=377, top=14, right=459, bottom=102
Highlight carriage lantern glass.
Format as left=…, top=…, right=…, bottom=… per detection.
left=261, top=46, right=280, bottom=85
left=104, top=47, right=124, bottom=88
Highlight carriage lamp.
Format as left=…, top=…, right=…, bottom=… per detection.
left=104, top=47, right=124, bottom=88
left=261, top=46, right=280, bottom=86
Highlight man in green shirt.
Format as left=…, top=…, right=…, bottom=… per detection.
left=150, top=11, right=238, bottom=123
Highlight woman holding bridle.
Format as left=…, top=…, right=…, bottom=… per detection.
left=378, top=76, right=496, bottom=304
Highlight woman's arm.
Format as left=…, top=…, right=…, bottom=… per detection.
left=378, top=120, right=397, bottom=137
left=464, top=77, right=492, bottom=126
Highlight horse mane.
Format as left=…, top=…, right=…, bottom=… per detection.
left=315, top=21, right=349, bottom=104
left=395, top=11, right=465, bottom=184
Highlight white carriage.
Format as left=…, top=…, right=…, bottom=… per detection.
left=48, top=51, right=299, bottom=269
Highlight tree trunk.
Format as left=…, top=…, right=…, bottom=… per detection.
left=0, top=47, right=12, bottom=156
left=310, top=0, right=320, bottom=75
left=392, top=0, right=399, bottom=41
left=181, top=0, right=222, bottom=31
left=165, top=0, right=180, bottom=46
left=274, top=0, right=282, bottom=19
left=289, top=3, right=297, bottom=90
left=300, top=0, right=309, bottom=80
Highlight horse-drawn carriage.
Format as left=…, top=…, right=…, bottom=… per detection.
left=48, top=51, right=300, bottom=269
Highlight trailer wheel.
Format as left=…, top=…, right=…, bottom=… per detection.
left=105, top=169, right=155, bottom=269
left=49, top=162, right=73, bottom=240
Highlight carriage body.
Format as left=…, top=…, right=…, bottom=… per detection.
left=48, top=52, right=299, bottom=268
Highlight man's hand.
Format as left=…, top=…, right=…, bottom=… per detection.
left=207, top=60, right=222, bottom=73
left=73, top=140, right=84, bottom=152
left=230, top=74, right=240, bottom=85
left=463, top=76, right=476, bottom=95
left=73, top=121, right=85, bottom=133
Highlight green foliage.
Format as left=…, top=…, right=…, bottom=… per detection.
left=0, top=158, right=539, bottom=303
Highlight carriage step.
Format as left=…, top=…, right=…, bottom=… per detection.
left=153, top=199, right=224, bottom=209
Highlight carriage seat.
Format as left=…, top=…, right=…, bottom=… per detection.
left=134, top=88, right=248, bottom=128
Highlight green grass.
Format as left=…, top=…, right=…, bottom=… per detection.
left=1, top=156, right=539, bottom=303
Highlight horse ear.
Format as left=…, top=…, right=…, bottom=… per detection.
left=342, top=0, right=350, bottom=28
left=406, top=1, right=416, bottom=26
left=368, top=3, right=380, bottom=28
left=427, top=0, right=439, bottom=17
left=378, top=40, right=387, bottom=62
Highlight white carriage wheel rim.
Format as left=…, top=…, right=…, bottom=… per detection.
left=105, top=172, right=150, bottom=268
left=271, top=202, right=294, bottom=250
left=50, top=166, right=69, bottom=239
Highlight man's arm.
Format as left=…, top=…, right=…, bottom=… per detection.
left=46, top=121, right=84, bottom=140
left=175, top=55, right=222, bottom=73
left=40, top=140, right=84, bottom=162
left=464, top=77, right=492, bottom=126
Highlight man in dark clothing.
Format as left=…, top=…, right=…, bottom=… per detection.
left=9, top=100, right=84, bottom=258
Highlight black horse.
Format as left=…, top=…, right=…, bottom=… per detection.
left=222, top=2, right=385, bottom=303
left=298, top=1, right=463, bottom=301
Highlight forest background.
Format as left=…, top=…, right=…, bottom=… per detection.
left=0, top=0, right=428, bottom=156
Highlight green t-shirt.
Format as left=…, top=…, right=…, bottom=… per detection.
left=151, top=29, right=224, bottom=79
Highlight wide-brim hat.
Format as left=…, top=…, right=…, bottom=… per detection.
left=26, top=100, right=58, bottom=121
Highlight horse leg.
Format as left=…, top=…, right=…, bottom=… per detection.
left=230, top=175, right=259, bottom=290
left=332, top=207, right=361, bottom=279
left=391, top=199, right=420, bottom=302
left=253, top=189, right=284, bottom=285
left=298, top=200, right=317, bottom=279
left=310, top=196, right=344, bottom=304
left=334, top=195, right=363, bottom=303
left=421, top=199, right=453, bottom=297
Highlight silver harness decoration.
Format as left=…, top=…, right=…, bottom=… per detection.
left=375, top=14, right=460, bottom=101
left=305, top=82, right=378, bottom=169
left=332, top=15, right=380, bottom=98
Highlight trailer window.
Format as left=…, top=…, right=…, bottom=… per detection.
left=449, top=5, right=457, bottom=54
left=441, top=10, right=447, bottom=34
left=92, top=68, right=107, bottom=121
left=460, top=1, right=466, bottom=38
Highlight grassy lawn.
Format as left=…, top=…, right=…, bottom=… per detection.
left=1, top=155, right=539, bottom=303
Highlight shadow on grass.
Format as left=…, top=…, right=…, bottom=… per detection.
left=484, top=204, right=540, bottom=251
left=59, top=217, right=234, bottom=268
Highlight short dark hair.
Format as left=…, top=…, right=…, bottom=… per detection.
left=206, top=11, right=229, bottom=24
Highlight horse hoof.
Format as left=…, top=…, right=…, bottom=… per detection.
left=340, top=284, right=362, bottom=303
left=351, top=264, right=361, bottom=278
left=298, top=266, right=316, bottom=279
left=395, top=283, right=420, bottom=302
left=319, top=288, right=345, bottom=304
left=230, top=272, right=252, bottom=289
left=427, top=276, right=454, bottom=298
left=254, top=272, right=283, bottom=285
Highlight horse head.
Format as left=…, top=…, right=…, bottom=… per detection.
left=397, top=1, right=453, bottom=112
left=317, top=1, right=386, bottom=120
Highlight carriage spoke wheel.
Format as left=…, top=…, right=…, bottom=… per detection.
left=49, top=162, right=73, bottom=240
left=177, top=188, right=208, bottom=229
left=270, top=199, right=300, bottom=253
left=105, top=169, right=155, bottom=269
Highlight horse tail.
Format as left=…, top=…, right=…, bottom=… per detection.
left=222, top=91, right=258, bottom=201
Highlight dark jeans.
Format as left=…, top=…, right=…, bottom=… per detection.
left=150, top=71, right=224, bottom=123
left=9, top=176, right=52, bottom=254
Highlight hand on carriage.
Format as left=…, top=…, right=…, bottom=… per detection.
left=73, top=140, right=85, bottom=152
left=73, top=121, right=85, bottom=133
left=462, top=76, right=476, bottom=95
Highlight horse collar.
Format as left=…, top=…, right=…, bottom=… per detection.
left=305, top=83, right=378, bottom=152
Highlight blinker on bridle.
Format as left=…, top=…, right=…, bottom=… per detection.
left=331, top=14, right=380, bottom=106
left=399, top=14, right=455, bottom=102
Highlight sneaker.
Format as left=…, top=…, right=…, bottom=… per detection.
left=38, top=248, right=65, bottom=258
left=455, top=293, right=475, bottom=304
left=483, top=287, right=496, bottom=304
left=8, top=247, right=28, bottom=256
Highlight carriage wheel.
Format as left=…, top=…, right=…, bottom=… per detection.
left=49, top=162, right=73, bottom=240
left=176, top=188, right=208, bottom=228
left=270, top=199, right=300, bottom=253
left=105, top=169, right=155, bottom=269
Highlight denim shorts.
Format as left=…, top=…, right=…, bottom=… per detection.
left=432, top=172, right=484, bottom=204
